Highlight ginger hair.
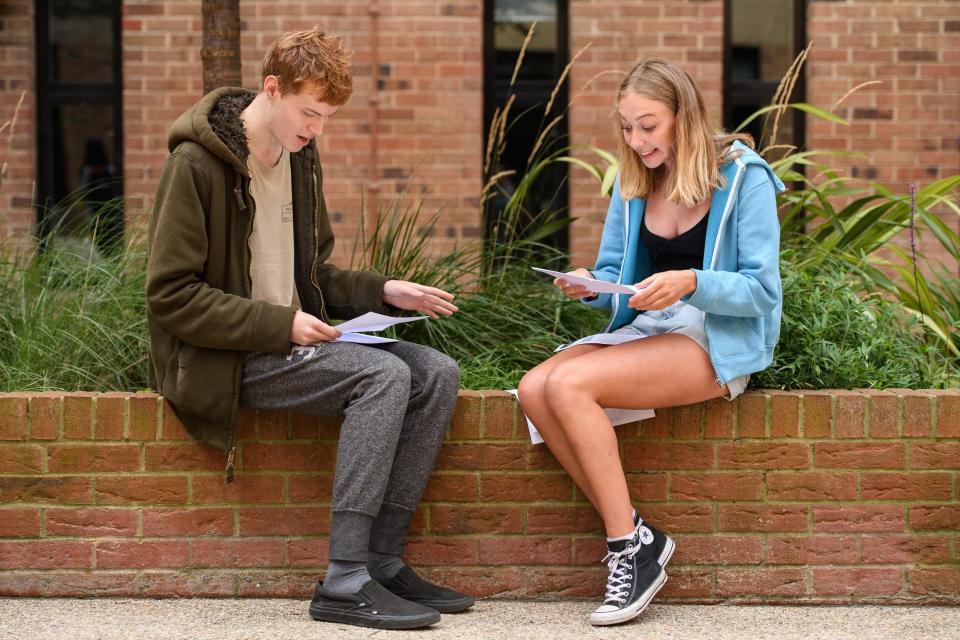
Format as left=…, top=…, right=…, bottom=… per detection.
left=260, top=25, right=353, bottom=105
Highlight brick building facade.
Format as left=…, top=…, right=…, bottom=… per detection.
left=0, top=0, right=957, bottom=269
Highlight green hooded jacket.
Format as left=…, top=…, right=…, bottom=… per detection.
left=146, top=87, right=390, bottom=467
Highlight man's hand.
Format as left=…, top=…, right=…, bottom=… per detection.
left=382, top=280, right=458, bottom=319
left=290, top=310, right=341, bottom=345
left=627, top=270, right=697, bottom=311
left=554, top=267, right=597, bottom=300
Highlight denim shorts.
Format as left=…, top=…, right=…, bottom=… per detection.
left=611, top=300, right=749, bottom=400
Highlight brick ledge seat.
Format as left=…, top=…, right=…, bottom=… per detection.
left=0, top=389, right=957, bottom=603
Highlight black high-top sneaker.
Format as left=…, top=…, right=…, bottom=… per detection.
left=633, top=512, right=676, bottom=571
left=588, top=531, right=666, bottom=626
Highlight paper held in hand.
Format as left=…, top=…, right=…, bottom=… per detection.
left=329, top=312, right=428, bottom=345
left=532, top=267, right=640, bottom=296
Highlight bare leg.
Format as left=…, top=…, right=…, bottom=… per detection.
left=518, top=345, right=606, bottom=508
left=531, top=334, right=728, bottom=538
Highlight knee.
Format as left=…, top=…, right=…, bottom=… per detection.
left=517, top=368, right=547, bottom=413
left=423, top=350, right=460, bottom=394
left=372, top=357, right=412, bottom=393
left=543, top=362, right=589, bottom=402
left=436, top=351, right=461, bottom=387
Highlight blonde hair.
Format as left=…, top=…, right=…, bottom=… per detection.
left=261, top=25, right=353, bottom=105
left=616, top=58, right=753, bottom=206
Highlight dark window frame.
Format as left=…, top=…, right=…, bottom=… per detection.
left=34, top=0, right=124, bottom=238
left=723, top=0, right=807, bottom=152
left=482, top=0, right=570, bottom=256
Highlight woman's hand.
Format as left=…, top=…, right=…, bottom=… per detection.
left=627, top=270, right=697, bottom=311
left=383, top=279, right=459, bottom=319
left=554, top=268, right=597, bottom=300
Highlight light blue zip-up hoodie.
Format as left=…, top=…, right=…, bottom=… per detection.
left=586, top=140, right=785, bottom=385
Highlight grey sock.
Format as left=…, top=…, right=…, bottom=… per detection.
left=368, top=550, right=407, bottom=580
left=324, top=559, right=371, bottom=594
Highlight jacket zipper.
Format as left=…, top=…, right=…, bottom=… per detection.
left=709, top=159, right=745, bottom=270
left=225, top=445, right=237, bottom=483
left=604, top=195, right=631, bottom=333
left=224, top=172, right=254, bottom=483
left=706, top=159, right=746, bottom=387
left=222, top=158, right=327, bottom=481
left=310, top=162, right=329, bottom=324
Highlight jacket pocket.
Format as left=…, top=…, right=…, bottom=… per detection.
left=707, top=315, right=758, bottom=362
left=155, top=336, right=181, bottom=391
left=178, top=343, right=198, bottom=370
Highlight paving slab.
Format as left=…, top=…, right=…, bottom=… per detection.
left=1, top=599, right=959, bottom=640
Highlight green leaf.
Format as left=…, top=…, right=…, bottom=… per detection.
left=735, top=103, right=849, bottom=133
left=601, top=165, right=618, bottom=196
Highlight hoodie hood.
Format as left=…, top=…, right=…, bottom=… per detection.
left=166, top=87, right=255, bottom=177
left=726, top=140, right=787, bottom=193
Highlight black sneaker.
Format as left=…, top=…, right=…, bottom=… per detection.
left=309, top=579, right=441, bottom=629
left=633, top=512, right=676, bottom=570
left=589, top=532, right=667, bottom=626
left=377, top=566, right=475, bottom=613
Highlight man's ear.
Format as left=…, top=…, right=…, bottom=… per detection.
left=262, top=75, right=281, bottom=98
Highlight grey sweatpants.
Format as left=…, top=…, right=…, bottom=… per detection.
left=240, top=340, right=459, bottom=562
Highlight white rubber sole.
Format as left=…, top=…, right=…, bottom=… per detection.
left=588, top=567, right=668, bottom=627
left=658, top=535, right=676, bottom=569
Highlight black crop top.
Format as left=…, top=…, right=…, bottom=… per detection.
left=640, top=212, right=709, bottom=273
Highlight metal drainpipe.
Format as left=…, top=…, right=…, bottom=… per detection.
left=367, top=0, right=381, bottom=235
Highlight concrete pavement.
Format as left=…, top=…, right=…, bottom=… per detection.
left=1, top=598, right=959, bottom=640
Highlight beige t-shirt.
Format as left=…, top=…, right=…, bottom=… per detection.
left=247, top=148, right=300, bottom=308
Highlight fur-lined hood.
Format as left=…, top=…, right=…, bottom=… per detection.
left=166, top=87, right=255, bottom=176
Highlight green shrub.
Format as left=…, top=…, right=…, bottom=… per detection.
left=3, top=209, right=954, bottom=392
left=752, top=256, right=954, bottom=390
left=350, top=192, right=607, bottom=390
left=394, top=264, right=607, bottom=389
left=0, top=232, right=149, bottom=392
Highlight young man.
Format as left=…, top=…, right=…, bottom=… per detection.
left=146, top=26, right=473, bottom=630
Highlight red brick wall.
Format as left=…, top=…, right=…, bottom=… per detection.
left=806, top=0, right=960, bottom=272
left=121, top=1, right=203, bottom=224
left=1, top=389, right=957, bottom=602
left=0, top=0, right=35, bottom=241
left=2, top=2, right=957, bottom=270
left=122, top=0, right=483, bottom=262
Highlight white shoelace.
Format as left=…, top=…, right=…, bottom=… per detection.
left=600, top=542, right=642, bottom=605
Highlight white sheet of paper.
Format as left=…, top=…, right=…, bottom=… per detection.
left=335, top=332, right=398, bottom=344
left=532, top=267, right=640, bottom=296
left=335, top=312, right=428, bottom=334
left=555, top=332, right=645, bottom=352
left=506, top=389, right=655, bottom=445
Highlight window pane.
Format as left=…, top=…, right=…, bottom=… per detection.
left=48, top=101, right=124, bottom=250
left=48, top=102, right=121, bottom=245
left=494, top=0, right=558, bottom=81
left=49, top=0, right=114, bottom=83
left=730, top=0, right=795, bottom=82
left=485, top=0, right=567, bottom=256
left=53, top=103, right=116, bottom=199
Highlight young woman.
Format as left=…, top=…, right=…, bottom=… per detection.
left=517, top=58, right=784, bottom=626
